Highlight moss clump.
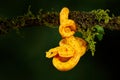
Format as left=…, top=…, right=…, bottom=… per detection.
left=91, top=9, right=111, bottom=24
left=78, top=25, right=104, bottom=56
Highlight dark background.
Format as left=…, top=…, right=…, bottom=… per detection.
left=0, top=0, right=120, bottom=80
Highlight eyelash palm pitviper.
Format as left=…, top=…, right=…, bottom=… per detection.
left=46, top=7, right=87, bottom=71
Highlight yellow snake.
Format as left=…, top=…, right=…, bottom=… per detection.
left=46, top=7, right=87, bottom=71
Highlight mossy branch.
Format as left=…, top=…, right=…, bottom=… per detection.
left=0, top=8, right=120, bottom=34
left=0, top=7, right=120, bottom=55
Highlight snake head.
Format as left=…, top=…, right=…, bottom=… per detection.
left=46, top=47, right=59, bottom=58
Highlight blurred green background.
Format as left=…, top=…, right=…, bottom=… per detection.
left=0, top=0, right=120, bottom=80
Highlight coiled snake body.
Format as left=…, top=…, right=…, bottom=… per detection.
left=46, top=7, right=87, bottom=71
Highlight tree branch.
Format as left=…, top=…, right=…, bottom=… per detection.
left=0, top=8, right=120, bottom=35
left=1, top=7, right=120, bottom=55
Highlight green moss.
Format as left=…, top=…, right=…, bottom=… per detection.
left=91, top=9, right=111, bottom=24
left=24, top=5, right=35, bottom=19
left=78, top=25, right=104, bottom=56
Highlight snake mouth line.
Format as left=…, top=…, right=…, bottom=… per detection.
left=55, top=54, right=72, bottom=62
